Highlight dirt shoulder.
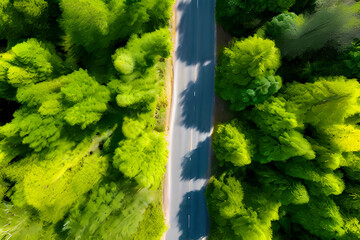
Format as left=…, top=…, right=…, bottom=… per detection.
left=162, top=3, right=176, bottom=237
left=214, top=24, right=234, bottom=124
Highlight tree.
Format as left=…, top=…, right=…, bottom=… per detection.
left=108, top=28, right=172, bottom=111
left=59, top=0, right=173, bottom=53
left=215, top=35, right=282, bottom=111
left=0, top=0, right=61, bottom=41
left=132, top=197, right=167, bottom=240
left=3, top=131, right=111, bottom=223
left=282, top=76, right=360, bottom=127
left=113, top=131, right=168, bottom=189
left=209, top=71, right=360, bottom=239
left=206, top=174, right=281, bottom=240
left=0, top=0, right=172, bottom=239
left=215, top=0, right=296, bottom=36
left=212, top=120, right=252, bottom=167
left=287, top=195, right=345, bottom=239
left=0, top=203, right=56, bottom=240
left=263, top=2, right=360, bottom=58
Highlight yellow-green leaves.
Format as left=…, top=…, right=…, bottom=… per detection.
left=109, top=28, right=171, bottom=112
left=113, top=131, right=168, bottom=189
left=0, top=39, right=61, bottom=88
left=59, top=0, right=171, bottom=53
left=60, top=0, right=111, bottom=51
left=216, top=35, right=282, bottom=110
left=0, top=0, right=55, bottom=41
left=21, top=136, right=108, bottom=222
left=206, top=175, right=280, bottom=240
left=114, top=50, right=135, bottom=75
left=320, top=124, right=360, bottom=152
left=0, top=1, right=172, bottom=239
left=213, top=120, right=252, bottom=167
left=221, top=35, right=281, bottom=85
left=283, top=77, right=360, bottom=127
left=61, top=69, right=110, bottom=129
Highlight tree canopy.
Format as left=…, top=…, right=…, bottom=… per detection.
left=215, top=35, right=282, bottom=111
left=210, top=1, right=360, bottom=239
left=0, top=0, right=173, bottom=239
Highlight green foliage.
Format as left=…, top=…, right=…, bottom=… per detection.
left=256, top=129, right=315, bottom=163
left=211, top=74, right=360, bottom=239
left=215, top=0, right=296, bottom=36
left=109, top=28, right=172, bottom=111
left=60, top=69, right=111, bottom=129
left=287, top=195, right=345, bottom=238
left=343, top=39, right=360, bottom=78
left=0, top=203, right=56, bottom=240
left=59, top=0, right=173, bottom=52
left=132, top=197, right=168, bottom=240
left=213, top=120, right=252, bottom=167
left=0, top=38, right=65, bottom=97
left=206, top=174, right=280, bottom=240
left=254, top=166, right=309, bottom=205
left=96, top=188, right=155, bottom=240
left=113, top=131, right=168, bottom=189
left=282, top=76, right=360, bottom=126
left=212, top=1, right=360, bottom=239
left=263, top=3, right=360, bottom=58
left=0, top=0, right=60, bottom=41
left=215, top=35, right=282, bottom=111
left=0, top=0, right=171, bottom=238
left=6, top=133, right=110, bottom=222
left=260, top=12, right=298, bottom=40
left=0, top=66, right=110, bottom=151
left=63, top=184, right=155, bottom=240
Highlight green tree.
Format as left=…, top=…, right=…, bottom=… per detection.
left=0, top=0, right=60, bottom=41
left=113, top=131, right=168, bottom=189
left=108, top=28, right=171, bottom=111
left=215, top=35, right=282, bottom=111
left=59, top=0, right=173, bottom=53
left=213, top=120, right=252, bottom=167
left=215, top=0, right=296, bottom=36
left=263, top=2, right=360, bottom=58
left=206, top=174, right=280, bottom=240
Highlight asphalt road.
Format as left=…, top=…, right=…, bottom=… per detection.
left=166, top=0, right=216, bottom=239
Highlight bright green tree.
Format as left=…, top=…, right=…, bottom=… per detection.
left=216, top=35, right=282, bottom=111
left=113, top=131, right=168, bottom=189
left=213, top=120, right=252, bottom=167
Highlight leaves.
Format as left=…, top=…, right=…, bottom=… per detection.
left=0, top=0, right=172, bottom=239
left=113, top=131, right=168, bottom=189
left=213, top=120, right=252, bottom=167
left=216, top=35, right=282, bottom=110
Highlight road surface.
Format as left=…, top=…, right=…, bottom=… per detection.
left=166, top=0, right=216, bottom=239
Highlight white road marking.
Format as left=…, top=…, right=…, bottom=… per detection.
left=203, top=60, right=212, bottom=66
left=190, top=129, right=193, bottom=151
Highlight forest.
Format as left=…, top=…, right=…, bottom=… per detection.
left=208, top=0, right=360, bottom=239
left=0, top=0, right=173, bottom=239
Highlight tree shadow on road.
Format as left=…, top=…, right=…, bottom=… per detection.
left=180, top=63, right=214, bottom=133
left=177, top=187, right=210, bottom=240
left=176, top=0, right=216, bottom=66
left=181, top=137, right=211, bottom=181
